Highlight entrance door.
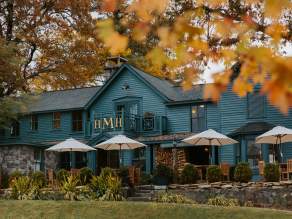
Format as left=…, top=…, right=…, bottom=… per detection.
left=96, top=149, right=119, bottom=174
left=185, top=146, right=210, bottom=165
left=246, top=139, right=261, bottom=169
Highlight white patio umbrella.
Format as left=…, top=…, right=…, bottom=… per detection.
left=182, top=129, right=238, bottom=164
left=46, top=138, right=95, bottom=168
left=46, top=138, right=96, bottom=152
left=95, top=134, right=146, bottom=166
left=256, top=126, right=292, bottom=162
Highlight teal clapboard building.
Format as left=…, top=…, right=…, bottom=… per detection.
left=1, top=61, right=292, bottom=180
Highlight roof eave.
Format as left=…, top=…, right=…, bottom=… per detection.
left=165, top=99, right=213, bottom=106
left=84, top=64, right=171, bottom=110
left=24, top=107, right=85, bottom=115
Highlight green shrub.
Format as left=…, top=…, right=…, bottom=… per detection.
left=207, top=196, right=239, bottom=207
left=117, top=167, right=130, bottom=186
left=79, top=167, right=94, bottom=185
left=157, top=192, right=194, bottom=204
left=140, top=173, right=152, bottom=185
left=234, top=162, right=252, bottom=183
left=90, top=168, right=123, bottom=201
left=9, top=170, right=22, bottom=187
left=229, top=166, right=236, bottom=181
left=31, top=171, right=46, bottom=188
left=207, top=166, right=223, bottom=183
left=0, top=170, right=9, bottom=189
left=180, top=164, right=199, bottom=184
left=100, top=167, right=116, bottom=178
left=99, top=175, right=124, bottom=201
left=153, top=164, right=173, bottom=185
left=264, top=163, right=280, bottom=182
left=56, top=169, right=69, bottom=183
left=61, top=174, right=79, bottom=201
left=11, top=176, right=39, bottom=200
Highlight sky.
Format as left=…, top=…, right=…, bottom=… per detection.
left=202, top=42, right=292, bottom=83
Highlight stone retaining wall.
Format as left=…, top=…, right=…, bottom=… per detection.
left=167, top=182, right=292, bottom=209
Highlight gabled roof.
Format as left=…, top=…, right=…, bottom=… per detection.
left=28, top=86, right=101, bottom=113
left=85, top=64, right=207, bottom=108
left=128, top=65, right=206, bottom=103
left=28, top=63, right=208, bottom=114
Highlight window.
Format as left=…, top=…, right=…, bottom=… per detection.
left=132, top=148, right=146, bottom=171
left=53, top=112, right=61, bottom=129
left=34, top=149, right=43, bottom=171
left=191, top=105, right=206, bottom=132
left=0, top=129, right=5, bottom=137
left=10, top=121, right=20, bottom=137
left=31, top=115, right=38, bottom=131
left=247, top=140, right=261, bottom=168
left=247, top=92, right=265, bottom=118
left=72, top=111, right=83, bottom=132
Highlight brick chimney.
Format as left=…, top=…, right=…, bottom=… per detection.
left=104, top=56, right=128, bottom=81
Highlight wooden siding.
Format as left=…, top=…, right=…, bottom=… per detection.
left=166, top=105, right=191, bottom=133
left=0, top=111, right=86, bottom=145
left=88, top=68, right=168, bottom=170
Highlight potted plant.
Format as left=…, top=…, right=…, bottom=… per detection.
left=153, top=163, right=173, bottom=185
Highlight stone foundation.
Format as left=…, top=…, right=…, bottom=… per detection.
left=0, top=145, right=35, bottom=174
left=45, top=151, right=59, bottom=170
left=167, top=182, right=292, bottom=209
left=0, top=145, right=59, bottom=174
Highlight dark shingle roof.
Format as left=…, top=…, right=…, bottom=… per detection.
left=28, top=86, right=101, bottom=113
left=230, top=122, right=275, bottom=136
left=128, top=65, right=205, bottom=102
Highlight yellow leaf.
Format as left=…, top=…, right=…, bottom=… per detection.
left=264, top=0, right=291, bottom=18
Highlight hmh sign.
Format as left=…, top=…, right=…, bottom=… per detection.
left=94, top=116, right=123, bottom=130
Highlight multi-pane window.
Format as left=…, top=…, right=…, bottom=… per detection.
left=31, top=115, right=38, bottom=131
left=10, top=120, right=20, bottom=137
left=191, top=105, right=206, bottom=132
left=247, top=140, right=261, bottom=168
left=34, top=149, right=43, bottom=171
left=53, top=112, right=61, bottom=129
left=72, top=111, right=83, bottom=132
left=247, top=92, right=265, bottom=118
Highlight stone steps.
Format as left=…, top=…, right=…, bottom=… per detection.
left=127, top=184, right=156, bottom=202
left=127, top=196, right=152, bottom=202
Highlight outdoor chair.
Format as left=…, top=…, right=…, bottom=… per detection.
left=134, top=167, right=141, bottom=185
left=280, top=163, right=288, bottom=181
left=70, top=168, right=80, bottom=177
left=128, top=166, right=135, bottom=186
left=220, top=163, right=230, bottom=181
left=197, top=167, right=203, bottom=181
left=47, top=168, right=55, bottom=186
left=287, top=159, right=292, bottom=180
left=258, top=161, right=265, bottom=178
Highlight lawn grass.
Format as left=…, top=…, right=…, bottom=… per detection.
left=0, top=200, right=292, bottom=219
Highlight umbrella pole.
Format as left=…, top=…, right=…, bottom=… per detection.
left=280, top=136, right=282, bottom=163
left=119, top=143, right=122, bottom=168
left=209, top=139, right=212, bottom=165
